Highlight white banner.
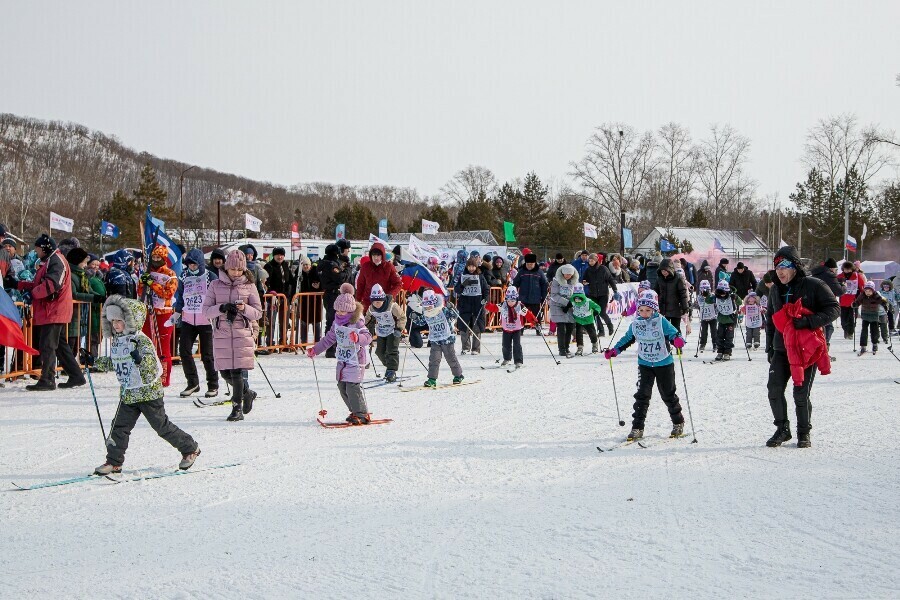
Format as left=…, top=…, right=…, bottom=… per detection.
left=367, top=233, right=392, bottom=251
left=50, top=211, right=74, bottom=233
left=861, top=223, right=868, bottom=240
left=421, top=219, right=440, bottom=235
left=245, top=213, right=262, bottom=232
left=407, top=234, right=441, bottom=263
left=583, top=222, right=597, bottom=239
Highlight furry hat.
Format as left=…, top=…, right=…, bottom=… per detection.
left=370, top=283, right=386, bottom=300
left=66, top=247, right=89, bottom=266
left=101, top=295, right=146, bottom=336
left=524, top=253, right=537, bottom=264
left=636, top=290, right=659, bottom=312
left=224, top=249, right=247, bottom=271
left=272, top=247, right=286, bottom=257
left=150, top=244, right=169, bottom=265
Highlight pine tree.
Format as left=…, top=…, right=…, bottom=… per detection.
left=494, top=182, right=525, bottom=234
left=686, top=207, right=709, bottom=228
left=132, top=163, right=173, bottom=225
left=326, top=202, right=378, bottom=239
left=98, top=189, right=141, bottom=248
left=455, top=189, right=500, bottom=238
left=517, top=172, right=550, bottom=246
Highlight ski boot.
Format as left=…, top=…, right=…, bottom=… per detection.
left=227, top=403, right=244, bottom=422
left=452, top=375, right=465, bottom=385
left=766, top=425, right=792, bottom=447
left=575, top=346, right=584, bottom=356
left=714, top=353, right=724, bottom=361
left=745, top=342, right=752, bottom=349
left=424, top=378, right=437, bottom=388
left=699, top=345, right=705, bottom=353
left=670, top=422, right=685, bottom=438
left=858, top=347, right=867, bottom=356
left=179, top=448, right=201, bottom=470
left=753, top=343, right=760, bottom=350
left=205, top=386, right=219, bottom=398
left=872, top=344, right=878, bottom=355
left=723, top=354, right=732, bottom=361
left=514, top=363, right=523, bottom=369
left=384, top=370, right=397, bottom=383
left=471, top=349, right=480, bottom=355
left=500, top=360, right=510, bottom=366
left=626, top=428, right=643, bottom=442
left=564, top=350, right=574, bottom=359
left=346, top=413, right=371, bottom=426
left=94, top=462, right=122, bottom=476
left=460, top=349, right=469, bottom=355
left=243, top=389, right=257, bottom=414
left=591, top=342, right=600, bottom=354
left=797, top=432, right=811, bottom=448
left=180, top=384, right=200, bottom=397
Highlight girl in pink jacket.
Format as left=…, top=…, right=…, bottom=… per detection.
left=308, top=283, right=373, bottom=424
left=202, top=250, right=263, bottom=422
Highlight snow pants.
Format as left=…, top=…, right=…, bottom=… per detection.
left=859, top=320, right=880, bottom=348
left=556, top=322, right=574, bottom=354
left=143, top=313, right=173, bottom=387
left=179, top=322, right=218, bottom=390
left=717, top=322, right=735, bottom=355
left=458, top=310, right=484, bottom=352
left=767, top=351, right=815, bottom=434
left=575, top=322, right=598, bottom=347
left=632, top=363, right=684, bottom=430
left=590, top=295, right=613, bottom=335
left=375, top=334, right=400, bottom=371
left=840, top=305, right=856, bottom=337
left=746, top=326, right=761, bottom=346
left=428, top=343, right=463, bottom=380
left=502, top=329, right=523, bottom=364
left=699, top=319, right=718, bottom=350
left=37, top=323, right=84, bottom=386
left=106, top=397, right=197, bottom=467
left=338, top=381, right=368, bottom=417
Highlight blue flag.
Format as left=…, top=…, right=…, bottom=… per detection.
left=713, top=238, right=724, bottom=251
left=622, top=228, right=633, bottom=249
left=100, top=220, right=120, bottom=238
left=144, top=208, right=182, bottom=277
left=660, top=238, right=676, bottom=252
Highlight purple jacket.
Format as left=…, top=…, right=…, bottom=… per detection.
left=202, top=269, right=263, bottom=371
left=312, top=304, right=372, bottom=383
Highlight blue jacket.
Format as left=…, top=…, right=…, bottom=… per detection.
left=613, top=313, right=680, bottom=367
left=512, top=264, right=549, bottom=305
left=571, top=257, right=590, bottom=279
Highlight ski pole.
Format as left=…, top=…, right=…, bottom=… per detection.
left=676, top=349, right=698, bottom=444
left=254, top=357, right=282, bottom=398
left=604, top=312, right=627, bottom=352
left=79, top=349, right=107, bottom=445
left=454, top=307, right=497, bottom=359
left=693, top=328, right=702, bottom=358
left=607, top=358, right=625, bottom=427
left=535, top=318, right=561, bottom=365
left=399, top=342, right=409, bottom=378
left=308, top=355, right=326, bottom=418
left=736, top=321, right=752, bottom=361
left=400, top=338, right=429, bottom=373
left=368, top=345, right=381, bottom=378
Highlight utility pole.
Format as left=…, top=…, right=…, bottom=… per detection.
left=217, top=200, right=222, bottom=248
left=179, top=165, right=196, bottom=241
left=618, top=130, right=625, bottom=254
left=797, top=213, right=803, bottom=257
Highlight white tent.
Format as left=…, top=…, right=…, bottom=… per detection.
left=859, top=260, right=900, bottom=281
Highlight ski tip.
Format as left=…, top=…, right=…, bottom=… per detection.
left=596, top=446, right=605, bottom=453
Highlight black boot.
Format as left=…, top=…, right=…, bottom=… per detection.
left=797, top=432, right=811, bottom=448
left=766, top=425, right=792, bottom=447
left=243, top=389, right=257, bottom=414
left=227, top=402, right=244, bottom=421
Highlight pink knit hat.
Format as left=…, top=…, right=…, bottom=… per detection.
left=224, top=249, right=246, bottom=271
left=334, top=282, right=356, bottom=312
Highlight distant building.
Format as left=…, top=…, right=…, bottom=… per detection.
left=634, top=227, right=771, bottom=259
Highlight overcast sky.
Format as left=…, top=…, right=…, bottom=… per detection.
left=2, top=1, right=898, bottom=205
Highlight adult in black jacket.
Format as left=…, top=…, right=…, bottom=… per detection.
left=546, top=253, right=566, bottom=282
left=296, top=256, right=322, bottom=344
left=714, top=258, right=730, bottom=285
left=652, top=258, right=689, bottom=334
left=582, top=253, right=618, bottom=336
left=764, top=246, right=840, bottom=449
left=639, top=252, right=662, bottom=287
left=729, top=262, right=757, bottom=299
left=809, top=257, right=841, bottom=347
left=696, top=260, right=714, bottom=290
left=318, top=243, right=346, bottom=357
left=512, top=253, right=548, bottom=332
left=454, top=257, right=490, bottom=354
left=263, top=247, right=294, bottom=298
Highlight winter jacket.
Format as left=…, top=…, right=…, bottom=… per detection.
left=765, top=257, right=840, bottom=356
left=264, top=258, right=295, bottom=298
left=837, top=271, right=866, bottom=308
left=354, top=243, right=402, bottom=311
left=571, top=256, right=590, bottom=280
left=451, top=249, right=468, bottom=288
left=549, top=265, right=577, bottom=323
left=679, top=260, right=696, bottom=286
left=582, top=262, right=618, bottom=299
left=454, top=270, right=490, bottom=316
left=714, top=264, right=730, bottom=284
left=28, top=250, right=73, bottom=326
left=174, top=249, right=218, bottom=327
left=570, top=292, right=603, bottom=326
left=653, top=259, right=689, bottom=319
left=96, top=296, right=164, bottom=404
left=496, top=301, right=534, bottom=332
left=546, top=259, right=567, bottom=282
left=880, top=281, right=899, bottom=313
left=488, top=265, right=506, bottom=288
left=422, top=305, right=458, bottom=346
left=365, top=296, right=407, bottom=338
left=68, top=263, right=102, bottom=339
left=202, top=269, right=263, bottom=371
left=639, top=254, right=661, bottom=286
left=312, top=308, right=372, bottom=383
left=706, top=290, right=741, bottom=325
left=852, top=292, right=888, bottom=322
left=512, top=264, right=548, bottom=305
left=318, top=245, right=346, bottom=299
left=696, top=260, right=714, bottom=290
left=106, top=249, right=137, bottom=300
left=809, top=265, right=842, bottom=298
left=297, top=266, right=323, bottom=322
left=613, top=312, right=681, bottom=368
left=607, top=263, right=629, bottom=284
left=771, top=298, right=831, bottom=386
left=137, top=264, right=177, bottom=314
left=729, top=268, right=757, bottom=299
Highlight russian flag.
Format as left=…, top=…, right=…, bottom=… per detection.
left=399, top=261, right=448, bottom=297
left=0, top=288, right=39, bottom=356
left=845, top=235, right=857, bottom=253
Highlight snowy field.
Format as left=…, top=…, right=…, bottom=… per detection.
left=2, top=316, right=899, bottom=599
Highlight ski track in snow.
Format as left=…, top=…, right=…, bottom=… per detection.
left=1, top=321, right=898, bottom=599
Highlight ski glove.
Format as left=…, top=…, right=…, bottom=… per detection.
left=480, top=299, right=487, bottom=306
left=793, top=317, right=810, bottom=330
left=604, top=348, right=619, bottom=360
left=140, top=273, right=153, bottom=285
left=672, top=336, right=686, bottom=349
left=564, top=301, right=573, bottom=312
left=129, top=341, right=143, bottom=365
left=306, top=347, right=316, bottom=359
left=613, top=292, right=622, bottom=301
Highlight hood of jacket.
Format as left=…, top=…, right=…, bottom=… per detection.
left=554, top=264, right=578, bottom=285
left=184, top=248, right=206, bottom=275
left=658, top=258, right=675, bottom=280
left=238, top=244, right=258, bottom=261
left=111, top=249, right=134, bottom=271
left=101, top=294, right=146, bottom=337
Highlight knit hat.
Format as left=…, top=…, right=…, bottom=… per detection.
left=224, top=249, right=247, bottom=271
left=334, top=291, right=356, bottom=312
left=522, top=247, right=532, bottom=255
left=34, top=233, right=56, bottom=254
left=340, top=282, right=354, bottom=295
left=421, top=289, right=443, bottom=311
left=746, top=291, right=758, bottom=299
left=336, top=238, right=351, bottom=251
left=638, top=280, right=652, bottom=291
left=636, top=290, right=659, bottom=312
left=864, top=281, right=876, bottom=291
left=573, top=284, right=585, bottom=295
left=150, top=244, right=169, bottom=265
left=1, top=237, right=15, bottom=249
left=719, top=257, right=729, bottom=265
left=210, top=249, right=226, bottom=262
left=773, top=246, right=802, bottom=270
left=588, top=253, right=598, bottom=262
left=555, top=252, right=564, bottom=260
left=66, top=247, right=89, bottom=266
left=300, top=256, right=312, bottom=267
left=272, top=247, right=286, bottom=256
left=824, top=257, right=838, bottom=269
left=736, top=262, right=745, bottom=269
left=58, top=237, right=81, bottom=257
left=717, top=280, right=730, bottom=291
left=699, top=280, right=711, bottom=291
left=370, top=283, right=386, bottom=300
left=505, top=285, right=519, bottom=300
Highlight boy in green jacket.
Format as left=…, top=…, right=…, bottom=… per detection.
left=570, top=284, right=604, bottom=355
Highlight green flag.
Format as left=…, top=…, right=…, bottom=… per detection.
left=504, top=221, right=516, bottom=243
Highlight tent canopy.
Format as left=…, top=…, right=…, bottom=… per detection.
left=859, top=261, right=900, bottom=281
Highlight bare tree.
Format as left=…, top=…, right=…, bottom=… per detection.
left=441, top=165, right=498, bottom=205
left=803, top=114, right=893, bottom=189
left=696, top=124, right=752, bottom=227
left=650, top=122, right=698, bottom=226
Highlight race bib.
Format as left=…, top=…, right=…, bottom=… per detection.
left=573, top=301, right=592, bottom=319
left=424, top=310, right=451, bottom=342
left=633, top=316, right=670, bottom=364
left=700, top=300, right=717, bottom=321
left=182, top=275, right=207, bottom=315
left=372, top=309, right=396, bottom=337
left=148, top=271, right=172, bottom=309
left=110, top=335, right=161, bottom=390
left=335, top=325, right=360, bottom=366
left=715, top=296, right=735, bottom=316
left=461, top=275, right=481, bottom=297
left=760, top=295, right=768, bottom=310
left=744, top=304, right=763, bottom=328
left=844, top=278, right=858, bottom=295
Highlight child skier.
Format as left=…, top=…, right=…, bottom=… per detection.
left=697, top=280, right=718, bottom=353
left=852, top=281, right=889, bottom=355
left=490, top=285, right=535, bottom=368
left=454, top=256, right=490, bottom=355
left=307, top=283, right=374, bottom=424
left=706, top=279, right=741, bottom=361
left=420, top=289, right=464, bottom=387
left=740, top=291, right=764, bottom=349
left=365, top=283, right=406, bottom=382
left=880, top=279, right=898, bottom=335
left=604, top=290, right=687, bottom=441
left=570, top=284, right=603, bottom=355
left=93, top=295, right=200, bottom=475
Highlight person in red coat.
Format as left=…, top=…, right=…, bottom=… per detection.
left=837, top=261, right=866, bottom=339
left=137, top=245, right=178, bottom=387
left=764, top=246, right=839, bottom=449
left=354, top=242, right=402, bottom=312
left=18, top=234, right=85, bottom=391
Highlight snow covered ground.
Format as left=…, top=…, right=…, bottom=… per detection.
left=2, top=317, right=899, bottom=599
